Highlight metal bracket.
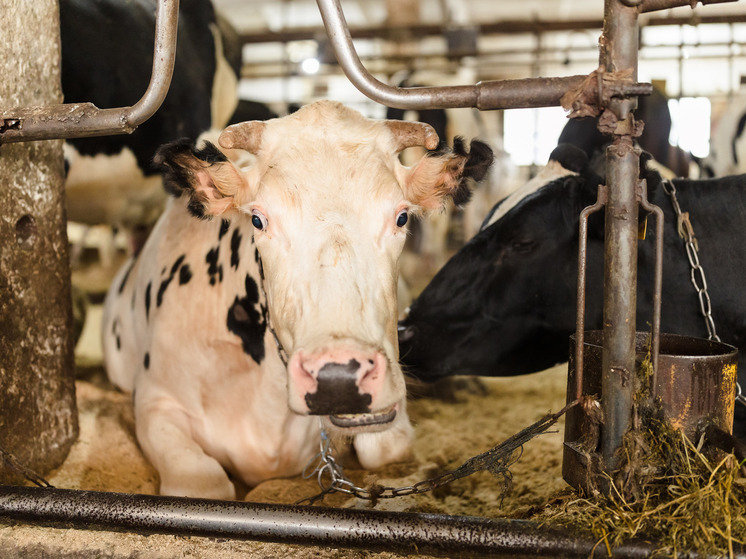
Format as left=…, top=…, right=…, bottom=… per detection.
left=0, top=0, right=180, bottom=144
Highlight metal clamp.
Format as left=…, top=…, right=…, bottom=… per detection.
left=0, top=0, right=180, bottom=144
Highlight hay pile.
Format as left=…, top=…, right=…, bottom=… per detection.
left=539, top=382, right=746, bottom=558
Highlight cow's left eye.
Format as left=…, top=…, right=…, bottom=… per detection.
left=251, top=211, right=267, bottom=231
left=396, top=210, right=408, bottom=228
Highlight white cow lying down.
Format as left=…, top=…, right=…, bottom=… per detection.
left=102, top=100, right=493, bottom=499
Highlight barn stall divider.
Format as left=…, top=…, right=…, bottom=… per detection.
left=0, top=0, right=742, bottom=557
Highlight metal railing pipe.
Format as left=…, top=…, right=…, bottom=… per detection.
left=317, top=0, right=593, bottom=110
left=639, top=0, right=738, bottom=12
left=0, top=485, right=664, bottom=558
left=0, top=0, right=180, bottom=144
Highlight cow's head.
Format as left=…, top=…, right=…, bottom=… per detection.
left=154, top=100, right=493, bottom=434
left=398, top=144, right=604, bottom=381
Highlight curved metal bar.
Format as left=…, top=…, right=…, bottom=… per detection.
left=316, top=0, right=592, bottom=110
left=638, top=180, right=664, bottom=381
left=0, top=0, right=180, bottom=144
left=0, top=485, right=665, bottom=558
left=575, top=185, right=608, bottom=400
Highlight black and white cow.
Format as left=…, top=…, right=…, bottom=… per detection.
left=705, top=95, right=746, bottom=178
left=102, top=101, right=493, bottom=498
left=61, top=0, right=239, bottom=254
left=398, top=144, right=746, bottom=438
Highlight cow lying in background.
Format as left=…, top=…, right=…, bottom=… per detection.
left=102, top=101, right=493, bottom=498
left=61, top=0, right=240, bottom=262
left=398, top=144, right=746, bottom=439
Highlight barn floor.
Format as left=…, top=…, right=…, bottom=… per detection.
left=0, top=275, right=574, bottom=557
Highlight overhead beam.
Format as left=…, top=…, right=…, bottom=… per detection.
left=237, top=13, right=746, bottom=45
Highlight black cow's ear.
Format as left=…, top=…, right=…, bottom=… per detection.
left=401, top=138, right=494, bottom=210
left=154, top=139, right=247, bottom=219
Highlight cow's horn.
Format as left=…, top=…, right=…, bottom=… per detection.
left=219, top=121, right=266, bottom=153
left=384, top=120, right=440, bottom=152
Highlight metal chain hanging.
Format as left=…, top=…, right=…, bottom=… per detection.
left=662, top=179, right=746, bottom=407
left=297, top=401, right=577, bottom=505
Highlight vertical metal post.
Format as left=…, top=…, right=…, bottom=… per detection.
left=599, top=0, right=641, bottom=472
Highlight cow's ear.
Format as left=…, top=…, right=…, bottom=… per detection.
left=153, top=138, right=248, bottom=219
left=400, top=138, right=494, bottom=210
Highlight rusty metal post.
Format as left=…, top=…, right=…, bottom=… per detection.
left=0, top=1, right=79, bottom=482
left=599, top=0, right=642, bottom=473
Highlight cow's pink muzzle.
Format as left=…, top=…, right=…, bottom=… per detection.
left=288, top=347, right=392, bottom=425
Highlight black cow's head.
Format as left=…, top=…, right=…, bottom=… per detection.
left=398, top=145, right=606, bottom=381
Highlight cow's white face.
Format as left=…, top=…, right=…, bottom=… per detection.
left=155, top=100, right=493, bottom=434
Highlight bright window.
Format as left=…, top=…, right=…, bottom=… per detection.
left=504, top=106, right=568, bottom=166
left=668, top=97, right=711, bottom=158
left=504, top=97, right=712, bottom=165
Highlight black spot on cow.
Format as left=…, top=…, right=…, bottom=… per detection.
left=145, top=281, right=152, bottom=321
left=171, top=254, right=186, bottom=276
left=157, top=279, right=171, bottom=307
left=226, top=275, right=266, bottom=364
left=206, top=246, right=222, bottom=285
left=112, top=318, right=121, bottom=351
left=219, top=219, right=230, bottom=240
left=144, top=352, right=150, bottom=370
left=118, top=260, right=135, bottom=294
left=158, top=254, right=187, bottom=307
left=179, top=264, right=192, bottom=285
left=230, top=229, right=242, bottom=269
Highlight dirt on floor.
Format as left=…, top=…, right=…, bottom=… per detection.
left=1, top=360, right=573, bottom=558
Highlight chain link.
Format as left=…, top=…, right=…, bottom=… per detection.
left=662, top=179, right=745, bottom=406
left=296, top=402, right=577, bottom=505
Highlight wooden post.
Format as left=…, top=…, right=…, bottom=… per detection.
left=0, top=0, right=79, bottom=483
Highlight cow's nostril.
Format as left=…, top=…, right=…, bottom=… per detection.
left=305, top=359, right=372, bottom=415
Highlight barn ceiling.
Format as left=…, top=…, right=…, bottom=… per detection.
left=213, top=0, right=744, bottom=33
left=211, top=0, right=746, bottom=105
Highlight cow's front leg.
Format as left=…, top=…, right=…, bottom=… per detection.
left=135, top=390, right=235, bottom=499
left=352, top=399, right=415, bottom=469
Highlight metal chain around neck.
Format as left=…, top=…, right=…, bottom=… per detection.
left=296, top=401, right=577, bottom=505
left=662, top=179, right=746, bottom=407
left=256, top=255, right=289, bottom=368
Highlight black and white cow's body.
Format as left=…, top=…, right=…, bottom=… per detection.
left=61, top=0, right=238, bottom=244
left=706, top=95, right=746, bottom=178
left=398, top=145, right=746, bottom=437
left=103, top=101, right=493, bottom=498
left=105, top=197, right=319, bottom=495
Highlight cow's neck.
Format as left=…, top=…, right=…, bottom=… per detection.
left=256, top=253, right=289, bottom=367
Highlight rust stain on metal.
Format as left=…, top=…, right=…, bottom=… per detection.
left=560, top=67, right=652, bottom=119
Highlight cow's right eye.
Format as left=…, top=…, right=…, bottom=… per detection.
left=251, top=211, right=267, bottom=231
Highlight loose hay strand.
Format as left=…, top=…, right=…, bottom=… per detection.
left=543, top=417, right=746, bottom=557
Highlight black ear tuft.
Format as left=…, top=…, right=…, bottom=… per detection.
left=153, top=137, right=196, bottom=198
left=153, top=139, right=229, bottom=219
left=449, top=137, right=494, bottom=207
left=461, top=138, right=494, bottom=182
